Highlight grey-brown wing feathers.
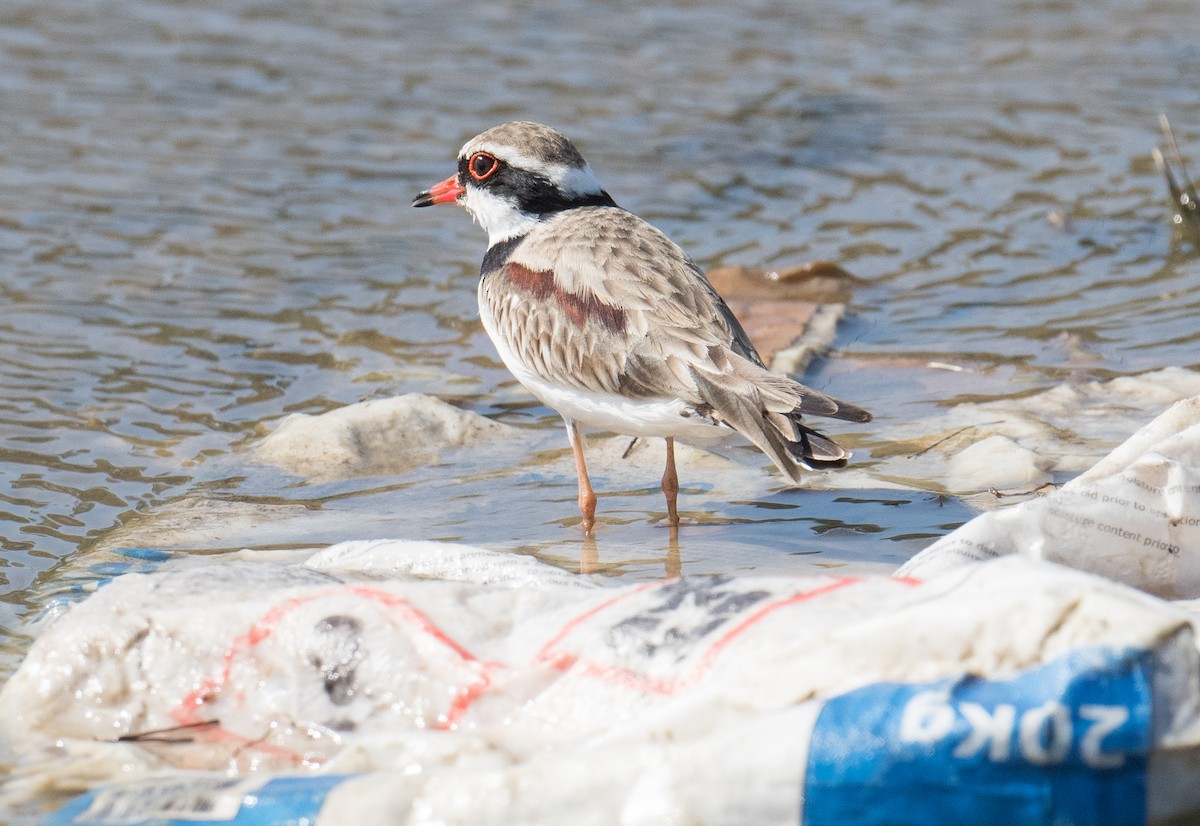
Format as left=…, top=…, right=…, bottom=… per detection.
left=482, top=206, right=871, bottom=480
left=691, top=369, right=808, bottom=482
left=691, top=357, right=866, bottom=482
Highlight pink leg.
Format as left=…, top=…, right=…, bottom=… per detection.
left=662, top=437, right=680, bottom=526
left=567, top=420, right=597, bottom=533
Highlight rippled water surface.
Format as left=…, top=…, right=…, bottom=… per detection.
left=2, top=0, right=1200, bottom=790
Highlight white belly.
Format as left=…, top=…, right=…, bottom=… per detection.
left=477, top=282, right=728, bottom=443
left=520, top=378, right=727, bottom=441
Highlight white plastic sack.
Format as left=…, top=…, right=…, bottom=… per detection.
left=13, top=395, right=1200, bottom=825
left=5, top=539, right=1200, bottom=826
left=899, top=397, right=1200, bottom=598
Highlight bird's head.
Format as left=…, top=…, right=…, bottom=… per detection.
left=414, top=121, right=616, bottom=245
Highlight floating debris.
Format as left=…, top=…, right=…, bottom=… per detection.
left=706, top=262, right=865, bottom=374
left=1152, top=114, right=1200, bottom=247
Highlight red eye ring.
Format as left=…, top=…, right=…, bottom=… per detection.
left=468, top=152, right=499, bottom=182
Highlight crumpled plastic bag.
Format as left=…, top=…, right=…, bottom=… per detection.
left=899, top=397, right=1200, bottom=598
left=5, top=540, right=1200, bottom=824
left=10, top=398, right=1200, bottom=825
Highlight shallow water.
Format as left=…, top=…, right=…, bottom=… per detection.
left=1, top=0, right=1199, bottom=793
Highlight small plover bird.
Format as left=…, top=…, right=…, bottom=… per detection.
left=414, top=121, right=870, bottom=533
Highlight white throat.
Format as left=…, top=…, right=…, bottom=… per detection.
left=461, top=187, right=541, bottom=246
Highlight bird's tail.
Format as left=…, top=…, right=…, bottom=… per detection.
left=690, top=364, right=870, bottom=485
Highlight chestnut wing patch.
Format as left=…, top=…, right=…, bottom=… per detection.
left=507, top=262, right=626, bottom=334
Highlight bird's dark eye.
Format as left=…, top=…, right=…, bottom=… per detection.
left=469, top=152, right=499, bottom=182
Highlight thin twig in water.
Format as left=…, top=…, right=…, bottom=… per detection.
left=621, top=437, right=639, bottom=459
left=989, top=482, right=1057, bottom=499
left=116, top=720, right=219, bottom=744
left=907, top=422, right=1005, bottom=459
left=1154, top=114, right=1200, bottom=244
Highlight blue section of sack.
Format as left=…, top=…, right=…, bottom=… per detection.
left=44, top=773, right=355, bottom=826
left=804, top=646, right=1152, bottom=826
left=31, top=548, right=176, bottom=625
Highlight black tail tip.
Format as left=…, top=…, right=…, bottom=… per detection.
left=787, top=429, right=852, bottom=468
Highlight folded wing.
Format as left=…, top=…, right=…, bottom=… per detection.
left=481, top=207, right=871, bottom=482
